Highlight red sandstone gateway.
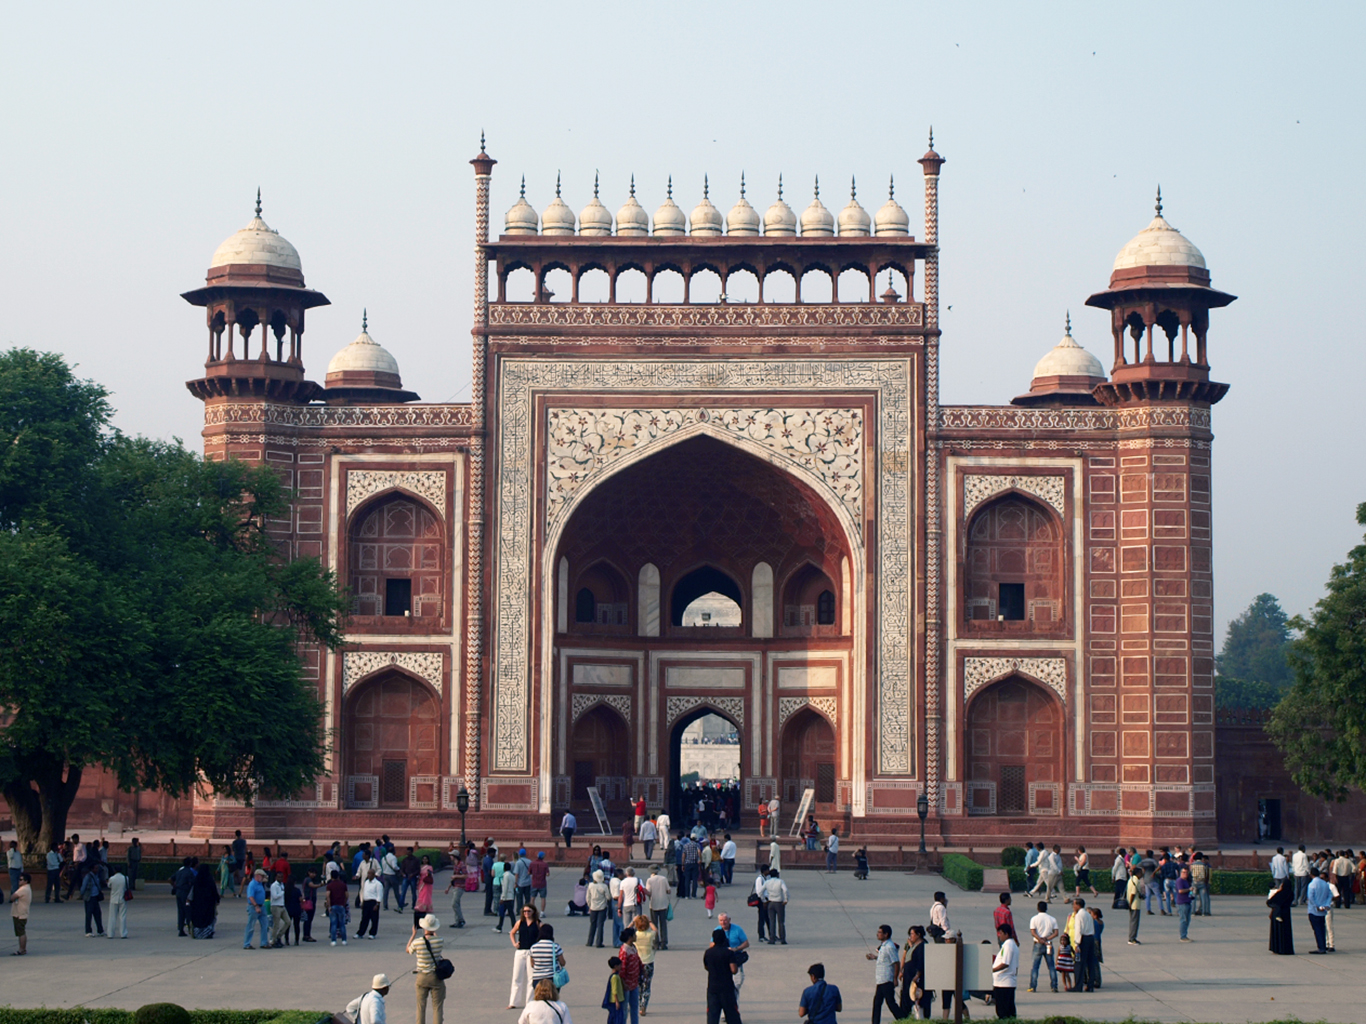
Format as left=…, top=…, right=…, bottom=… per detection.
left=110, top=136, right=1237, bottom=846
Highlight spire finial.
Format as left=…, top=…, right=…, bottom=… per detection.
left=594, top=171, right=599, bottom=199
left=703, top=174, right=710, bottom=200
left=1065, top=310, right=1072, bottom=335
left=814, top=174, right=820, bottom=200
left=928, top=126, right=935, bottom=150
left=889, top=174, right=895, bottom=200
left=667, top=175, right=673, bottom=200
left=362, top=308, right=368, bottom=333
left=740, top=172, right=746, bottom=199
left=555, top=172, right=561, bottom=198
left=519, top=174, right=526, bottom=199
left=777, top=173, right=783, bottom=201
left=1155, top=184, right=1163, bottom=217
left=479, top=130, right=486, bottom=154
left=630, top=173, right=636, bottom=198
left=851, top=175, right=857, bottom=200
left=255, top=187, right=262, bottom=218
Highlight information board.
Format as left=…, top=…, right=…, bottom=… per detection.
left=924, top=943, right=996, bottom=991
left=586, top=785, right=612, bottom=835
left=789, top=787, right=815, bottom=837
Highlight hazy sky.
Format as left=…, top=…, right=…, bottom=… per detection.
left=2, top=2, right=1361, bottom=640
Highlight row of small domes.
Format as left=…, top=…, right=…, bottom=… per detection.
left=505, top=174, right=912, bottom=238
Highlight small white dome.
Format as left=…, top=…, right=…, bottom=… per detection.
left=690, top=176, right=723, bottom=236
left=874, top=176, right=910, bottom=237
left=504, top=176, right=538, bottom=235
left=1032, top=316, right=1105, bottom=380
left=210, top=192, right=302, bottom=271
left=579, top=174, right=613, bottom=236
left=616, top=176, right=650, bottom=237
left=727, top=174, right=760, bottom=236
left=838, top=177, right=871, bottom=236
left=326, top=313, right=400, bottom=380
left=763, top=176, right=797, bottom=237
left=1113, top=192, right=1206, bottom=271
left=541, top=174, right=576, bottom=236
left=653, top=177, right=687, bottom=236
left=799, top=177, right=834, bottom=237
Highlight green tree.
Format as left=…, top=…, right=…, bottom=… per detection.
left=0, top=349, right=346, bottom=853
left=1218, top=592, right=1293, bottom=686
left=1267, top=503, right=1366, bottom=801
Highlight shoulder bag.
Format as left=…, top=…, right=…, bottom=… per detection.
left=422, top=935, right=455, bottom=980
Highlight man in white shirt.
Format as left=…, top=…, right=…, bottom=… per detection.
left=1110, top=848, right=1130, bottom=909
left=866, top=924, right=900, bottom=1024
left=992, top=926, right=1019, bottom=1018
left=763, top=869, right=789, bottom=944
left=1026, top=900, right=1057, bottom=993
left=824, top=829, right=840, bottom=873
left=346, top=974, right=390, bottom=1024
left=767, top=797, right=781, bottom=835
left=769, top=838, right=781, bottom=873
left=106, top=868, right=129, bottom=939
left=379, top=847, right=401, bottom=911
left=608, top=870, right=623, bottom=946
left=618, top=866, right=642, bottom=923
left=1070, top=898, right=1097, bottom=992
left=269, top=874, right=289, bottom=946
left=655, top=811, right=671, bottom=839
left=1042, top=846, right=1064, bottom=902
left=720, top=834, right=737, bottom=884
left=645, top=865, right=671, bottom=949
left=1291, top=846, right=1311, bottom=906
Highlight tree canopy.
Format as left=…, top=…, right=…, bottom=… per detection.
left=0, top=349, right=346, bottom=851
left=1267, top=503, right=1366, bottom=801
left=1214, top=592, right=1293, bottom=710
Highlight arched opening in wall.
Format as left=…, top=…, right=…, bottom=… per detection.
left=504, top=266, right=536, bottom=302
left=725, top=269, right=759, bottom=303
left=966, top=676, right=1063, bottom=816
left=616, top=267, right=647, bottom=303
left=349, top=494, right=444, bottom=624
left=781, top=562, right=839, bottom=636
left=669, top=707, right=742, bottom=824
left=344, top=672, right=440, bottom=809
left=653, top=268, right=685, bottom=303
left=579, top=267, right=611, bottom=303
left=800, top=268, right=833, bottom=303
left=963, top=494, right=1064, bottom=631
left=875, top=268, right=909, bottom=303
left=572, top=560, right=630, bottom=631
left=763, top=268, right=796, bottom=303
left=691, top=268, right=723, bottom=303
left=837, top=268, right=870, bottom=303
left=544, top=267, right=573, bottom=303
left=780, top=707, right=836, bottom=810
left=569, top=704, right=630, bottom=812
left=671, top=565, right=743, bottom=627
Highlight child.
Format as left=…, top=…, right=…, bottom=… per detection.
left=1055, top=933, right=1075, bottom=991
left=603, top=955, right=626, bottom=1024
left=855, top=846, right=870, bottom=880
left=705, top=880, right=717, bottom=917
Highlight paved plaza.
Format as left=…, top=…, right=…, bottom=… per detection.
left=3, top=863, right=1364, bottom=1023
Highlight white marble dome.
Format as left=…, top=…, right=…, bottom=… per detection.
left=1113, top=202, right=1207, bottom=271
left=326, top=315, right=401, bottom=382
left=1032, top=318, right=1105, bottom=380
left=617, top=176, right=650, bottom=237
left=837, top=178, right=871, bottom=237
left=763, top=177, right=797, bottom=237
left=210, top=194, right=302, bottom=271
left=874, top=177, right=910, bottom=237
left=504, top=176, right=538, bottom=235
left=799, top=178, right=834, bottom=237
left=690, top=177, right=724, bottom=236
left=653, top=177, right=686, bottom=236
left=727, top=175, right=760, bottom=236
left=579, top=175, right=613, bottom=236
left=541, top=175, right=576, bottom=236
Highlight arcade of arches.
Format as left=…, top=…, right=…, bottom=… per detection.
left=555, top=435, right=856, bottom=819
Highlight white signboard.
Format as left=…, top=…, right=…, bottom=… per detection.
left=924, top=943, right=996, bottom=992
left=789, top=787, right=815, bottom=837
left=587, top=785, right=612, bottom=836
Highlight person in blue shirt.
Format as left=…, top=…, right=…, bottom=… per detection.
left=799, top=962, right=842, bottom=1024
left=243, top=869, right=269, bottom=949
left=717, top=913, right=749, bottom=996
left=1023, top=844, right=1041, bottom=892
left=1305, top=868, right=1334, bottom=953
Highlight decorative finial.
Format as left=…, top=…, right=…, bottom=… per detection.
left=1155, top=185, right=1163, bottom=217
left=255, top=187, right=262, bottom=218
left=704, top=174, right=710, bottom=199
left=777, top=173, right=784, bottom=201
left=479, top=130, right=486, bottom=153
left=889, top=174, right=896, bottom=199
left=555, top=172, right=561, bottom=198
left=594, top=171, right=600, bottom=199
left=740, top=172, right=746, bottom=198
left=851, top=175, right=857, bottom=200
left=1065, top=310, right=1072, bottom=335
left=814, top=175, right=820, bottom=200
left=630, top=174, right=636, bottom=198
left=929, top=126, right=935, bottom=150
left=362, top=308, right=368, bottom=333
left=667, top=175, right=673, bottom=200
left=519, top=175, right=526, bottom=199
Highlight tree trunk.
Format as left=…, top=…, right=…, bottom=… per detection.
left=2, top=755, right=82, bottom=857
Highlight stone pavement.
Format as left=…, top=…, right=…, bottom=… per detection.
left=3, top=864, right=1363, bottom=1023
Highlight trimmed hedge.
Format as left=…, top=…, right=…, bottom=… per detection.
left=942, top=853, right=984, bottom=891
left=0, top=1012, right=327, bottom=1024
left=133, top=1005, right=190, bottom=1024
left=1211, top=870, right=1271, bottom=895
left=1000, top=846, right=1027, bottom=867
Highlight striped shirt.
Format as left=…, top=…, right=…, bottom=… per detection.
left=529, top=938, right=563, bottom=980
left=412, top=934, right=444, bottom=975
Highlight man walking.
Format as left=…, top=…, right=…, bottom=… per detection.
left=10, top=872, right=31, bottom=955
left=682, top=834, right=701, bottom=899
left=125, top=837, right=142, bottom=900
left=867, top=924, right=900, bottom=1024
left=991, top=925, right=1019, bottom=1018
left=1024, top=843, right=1041, bottom=893
left=230, top=830, right=247, bottom=894
left=379, top=844, right=401, bottom=911
left=799, top=962, right=842, bottom=1024
left=1110, top=848, right=1129, bottom=909
left=1070, top=898, right=1097, bottom=991
left=172, top=857, right=195, bottom=937
left=763, top=869, right=789, bottom=945
left=1125, top=866, right=1143, bottom=944
left=640, top=817, right=658, bottom=861
left=400, top=847, right=421, bottom=912
left=1190, top=853, right=1211, bottom=916
left=646, top=865, right=671, bottom=949
left=1291, top=845, right=1311, bottom=907
left=1306, top=868, right=1332, bottom=953
left=1269, top=846, right=1289, bottom=893
left=107, top=866, right=129, bottom=939
left=753, top=866, right=770, bottom=942
left=559, top=810, right=577, bottom=848
left=721, top=833, right=737, bottom=884
left=243, top=868, right=268, bottom=949
left=825, top=829, right=840, bottom=874
left=1027, top=900, right=1058, bottom=993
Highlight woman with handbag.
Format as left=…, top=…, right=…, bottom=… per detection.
left=518, top=980, right=573, bottom=1024
left=407, top=913, right=449, bottom=1024
left=531, top=923, right=569, bottom=992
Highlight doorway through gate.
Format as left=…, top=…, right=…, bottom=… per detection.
left=668, top=708, right=741, bottom=823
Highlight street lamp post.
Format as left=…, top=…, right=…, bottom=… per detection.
left=456, top=786, right=470, bottom=850
left=916, top=792, right=928, bottom=855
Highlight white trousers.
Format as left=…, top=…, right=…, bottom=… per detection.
left=107, top=900, right=128, bottom=938
left=509, top=948, right=533, bottom=1006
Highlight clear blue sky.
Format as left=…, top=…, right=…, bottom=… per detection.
left=2, top=1, right=1361, bottom=640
